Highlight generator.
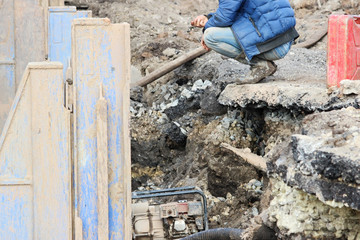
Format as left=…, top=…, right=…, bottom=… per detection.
left=131, top=187, right=208, bottom=239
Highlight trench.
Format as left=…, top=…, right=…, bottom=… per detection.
left=130, top=45, right=360, bottom=238
left=130, top=53, right=306, bottom=232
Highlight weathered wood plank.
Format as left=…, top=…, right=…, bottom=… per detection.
left=220, top=143, right=267, bottom=171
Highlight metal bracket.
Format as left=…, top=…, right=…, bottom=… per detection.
left=64, top=58, right=73, bottom=113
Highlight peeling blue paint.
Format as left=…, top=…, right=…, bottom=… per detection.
left=48, top=7, right=90, bottom=214
left=48, top=7, right=90, bottom=79
left=74, top=20, right=129, bottom=239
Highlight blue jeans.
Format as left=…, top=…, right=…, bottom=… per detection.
left=203, top=27, right=292, bottom=64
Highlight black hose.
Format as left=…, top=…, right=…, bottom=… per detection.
left=181, top=228, right=243, bottom=240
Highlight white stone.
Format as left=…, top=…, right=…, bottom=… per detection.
left=164, top=93, right=171, bottom=101
left=162, top=47, right=176, bottom=58
left=180, top=127, right=187, bottom=135
left=340, top=80, right=360, bottom=95
left=181, top=88, right=194, bottom=99
left=165, top=99, right=179, bottom=109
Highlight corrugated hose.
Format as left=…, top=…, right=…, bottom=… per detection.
left=181, top=228, right=243, bottom=240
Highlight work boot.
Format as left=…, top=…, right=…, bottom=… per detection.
left=236, top=60, right=277, bottom=85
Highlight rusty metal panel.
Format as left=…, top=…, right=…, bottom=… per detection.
left=72, top=18, right=131, bottom=240
left=0, top=62, right=71, bottom=239
left=48, top=6, right=91, bottom=78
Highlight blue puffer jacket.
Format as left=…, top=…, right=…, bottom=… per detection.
left=204, top=0, right=298, bottom=60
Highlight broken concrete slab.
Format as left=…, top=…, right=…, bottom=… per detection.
left=265, top=179, right=360, bottom=239
left=219, top=81, right=360, bottom=112
left=219, top=82, right=329, bottom=111
left=267, top=107, right=360, bottom=210
left=340, top=79, right=360, bottom=95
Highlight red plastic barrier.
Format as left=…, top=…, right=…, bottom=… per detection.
left=327, top=15, right=360, bottom=87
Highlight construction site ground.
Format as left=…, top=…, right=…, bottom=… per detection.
left=67, top=0, right=360, bottom=239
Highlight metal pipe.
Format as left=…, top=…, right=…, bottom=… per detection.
left=133, top=186, right=196, bottom=196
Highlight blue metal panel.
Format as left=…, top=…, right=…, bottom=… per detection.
left=0, top=186, right=33, bottom=239
left=0, top=0, right=16, bottom=132
left=0, top=62, right=71, bottom=239
left=0, top=0, right=15, bottom=62
left=48, top=7, right=90, bottom=79
left=73, top=19, right=130, bottom=240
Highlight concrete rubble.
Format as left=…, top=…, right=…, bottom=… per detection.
left=267, top=107, right=360, bottom=210
left=65, top=0, right=360, bottom=238
left=130, top=45, right=360, bottom=238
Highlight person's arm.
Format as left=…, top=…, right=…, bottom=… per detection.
left=204, top=0, right=244, bottom=30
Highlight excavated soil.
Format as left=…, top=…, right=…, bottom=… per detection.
left=67, top=0, right=360, bottom=238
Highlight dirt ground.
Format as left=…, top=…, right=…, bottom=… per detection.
left=66, top=0, right=360, bottom=238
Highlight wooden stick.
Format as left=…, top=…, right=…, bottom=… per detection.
left=97, top=84, right=109, bottom=240
left=75, top=215, right=83, bottom=240
left=220, top=143, right=267, bottom=171
left=132, top=47, right=208, bottom=88
left=294, top=22, right=328, bottom=49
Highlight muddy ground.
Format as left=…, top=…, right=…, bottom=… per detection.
left=67, top=0, right=360, bottom=238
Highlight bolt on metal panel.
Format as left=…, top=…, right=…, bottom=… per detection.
left=0, top=62, right=71, bottom=239
left=48, top=6, right=91, bottom=79
left=72, top=18, right=131, bottom=240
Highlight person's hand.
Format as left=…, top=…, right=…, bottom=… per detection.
left=191, top=15, right=208, bottom=28
left=201, top=34, right=210, bottom=51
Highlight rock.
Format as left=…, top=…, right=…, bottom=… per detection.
left=221, top=117, right=232, bottom=129
left=162, top=47, right=177, bottom=58
left=164, top=93, right=171, bottom=101
left=163, top=99, right=187, bottom=120
left=266, top=180, right=360, bottom=239
left=340, top=79, right=360, bottom=95
left=165, top=99, right=179, bottom=109
left=252, top=224, right=277, bottom=240
left=268, top=107, right=360, bottom=210
left=130, top=86, right=144, bottom=102
left=164, top=122, right=187, bottom=150
left=191, top=79, right=212, bottom=91
left=200, top=88, right=227, bottom=116
left=180, top=88, right=194, bottom=99
left=131, top=65, right=143, bottom=85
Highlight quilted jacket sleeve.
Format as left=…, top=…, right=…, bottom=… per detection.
left=204, top=0, right=244, bottom=30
